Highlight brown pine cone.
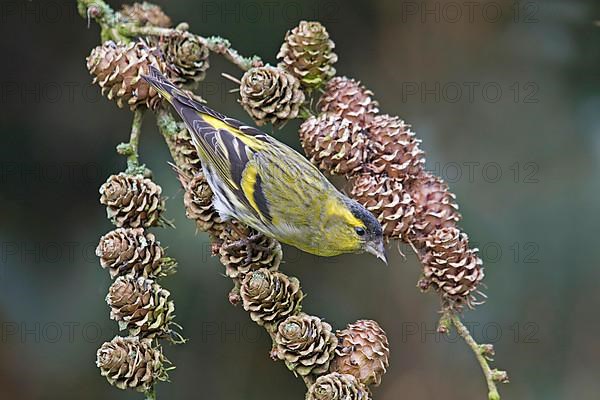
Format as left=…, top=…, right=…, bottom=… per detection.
left=275, top=313, right=337, bottom=376
left=408, top=172, right=461, bottom=243
left=119, top=2, right=172, bottom=27
left=240, top=269, right=303, bottom=326
left=166, top=123, right=202, bottom=177
left=367, top=115, right=425, bottom=181
left=178, top=172, right=224, bottom=234
left=106, top=276, right=176, bottom=338
left=96, top=227, right=175, bottom=279
left=299, top=114, right=368, bottom=175
left=97, top=336, right=169, bottom=392
left=319, top=77, right=379, bottom=126
left=218, top=223, right=282, bottom=279
left=420, top=227, right=484, bottom=308
left=87, top=41, right=167, bottom=110
left=306, top=372, right=371, bottom=400
left=330, top=320, right=390, bottom=387
left=239, top=66, right=305, bottom=126
left=277, top=21, right=338, bottom=89
left=99, top=173, right=164, bottom=228
left=350, top=173, right=415, bottom=241
left=162, top=32, right=210, bottom=87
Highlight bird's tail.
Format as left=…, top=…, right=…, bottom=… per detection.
left=142, top=66, right=185, bottom=104
left=142, top=66, right=223, bottom=121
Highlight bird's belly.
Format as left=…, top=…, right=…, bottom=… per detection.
left=266, top=221, right=341, bottom=257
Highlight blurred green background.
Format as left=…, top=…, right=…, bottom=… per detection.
left=0, top=0, right=599, bottom=399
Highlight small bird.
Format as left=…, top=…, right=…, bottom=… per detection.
left=143, top=67, right=386, bottom=263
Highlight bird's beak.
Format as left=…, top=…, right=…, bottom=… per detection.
left=366, top=241, right=388, bottom=265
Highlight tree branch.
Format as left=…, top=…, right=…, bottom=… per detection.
left=78, top=0, right=262, bottom=71
left=155, top=108, right=180, bottom=155
left=144, top=387, right=156, bottom=400
left=116, top=24, right=263, bottom=71
left=116, top=109, right=147, bottom=176
left=446, top=312, right=507, bottom=400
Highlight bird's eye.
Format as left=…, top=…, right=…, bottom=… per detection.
left=355, top=227, right=366, bottom=236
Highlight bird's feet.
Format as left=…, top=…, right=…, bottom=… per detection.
left=224, top=232, right=271, bottom=265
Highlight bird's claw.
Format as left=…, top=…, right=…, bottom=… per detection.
left=224, top=233, right=269, bottom=265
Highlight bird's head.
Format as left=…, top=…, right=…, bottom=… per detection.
left=319, top=197, right=387, bottom=263
left=346, top=199, right=387, bottom=264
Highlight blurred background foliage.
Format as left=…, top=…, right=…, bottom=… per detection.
left=0, top=0, right=599, bottom=399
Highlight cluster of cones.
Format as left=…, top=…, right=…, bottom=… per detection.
left=237, top=20, right=338, bottom=126
left=86, top=2, right=209, bottom=111
left=95, top=172, right=181, bottom=393
left=224, top=18, right=485, bottom=309
left=299, top=76, right=485, bottom=310
left=83, top=2, right=195, bottom=394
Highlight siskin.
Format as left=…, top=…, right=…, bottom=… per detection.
left=144, top=67, right=386, bottom=263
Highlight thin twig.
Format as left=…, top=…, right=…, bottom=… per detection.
left=117, top=24, right=263, bottom=71
left=155, top=108, right=180, bottom=154
left=117, top=108, right=146, bottom=175
left=221, top=72, right=242, bottom=85
left=78, top=0, right=262, bottom=71
left=449, top=313, right=502, bottom=400
left=128, top=108, right=143, bottom=169
left=144, top=386, right=156, bottom=400
left=202, top=35, right=263, bottom=71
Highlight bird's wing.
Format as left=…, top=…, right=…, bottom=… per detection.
left=252, top=146, right=327, bottom=229
left=142, top=66, right=275, bottom=224
left=143, top=66, right=330, bottom=229
left=175, top=97, right=279, bottom=225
